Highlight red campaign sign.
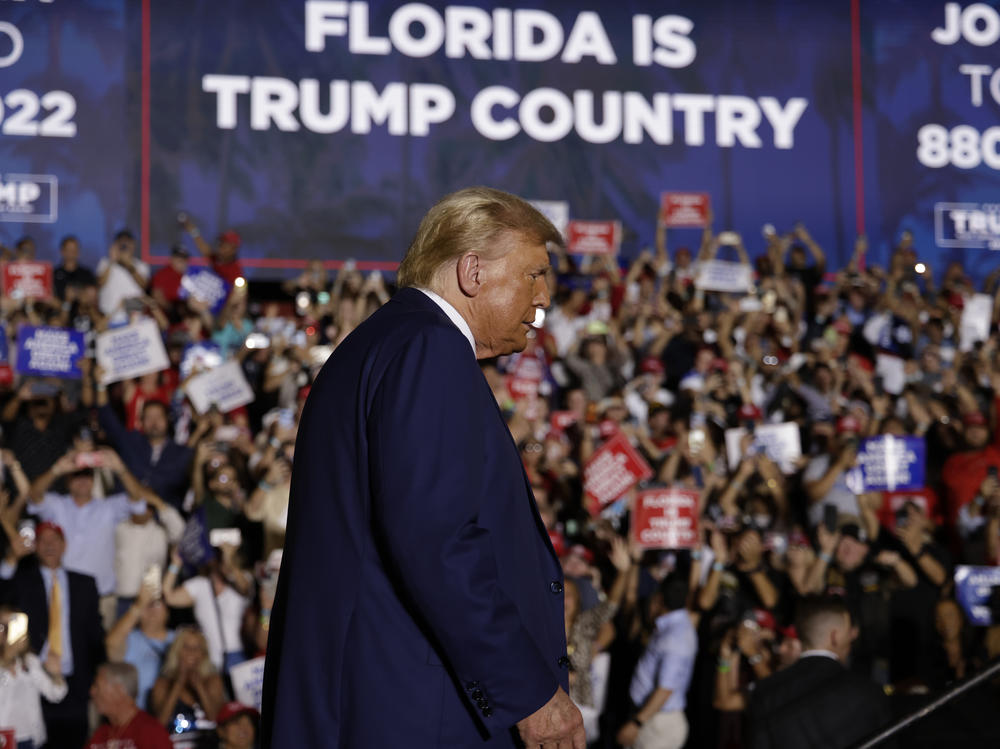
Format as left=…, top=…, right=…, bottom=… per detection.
left=659, top=192, right=711, bottom=227
left=507, top=374, right=540, bottom=400
left=566, top=220, right=622, bottom=255
left=550, top=410, right=578, bottom=434
left=877, top=488, right=940, bottom=531
left=584, top=432, right=653, bottom=513
left=0, top=729, right=15, bottom=749
left=3, top=261, right=53, bottom=300
left=633, top=488, right=700, bottom=550
left=598, top=419, right=620, bottom=440
left=507, top=350, right=546, bottom=400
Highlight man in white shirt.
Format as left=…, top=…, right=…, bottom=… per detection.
left=96, top=229, right=150, bottom=322
left=27, top=446, right=148, bottom=630
left=114, top=489, right=184, bottom=616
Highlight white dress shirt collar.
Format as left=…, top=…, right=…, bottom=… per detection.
left=416, top=288, right=476, bottom=356
left=800, top=649, right=840, bottom=662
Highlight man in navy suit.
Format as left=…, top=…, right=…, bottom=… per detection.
left=261, top=187, right=585, bottom=748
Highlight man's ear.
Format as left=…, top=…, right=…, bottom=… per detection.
left=456, top=252, right=482, bottom=297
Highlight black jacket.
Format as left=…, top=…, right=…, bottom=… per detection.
left=0, top=557, right=105, bottom=701
left=748, top=654, right=892, bottom=749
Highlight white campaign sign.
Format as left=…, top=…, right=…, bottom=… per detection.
left=725, top=422, right=801, bottom=474
left=229, top=656, right=265, bottom=711
left=960, top=293, right=992, bottom=352
left=694, top=260, right=753, bottom=293
left=529, top=199, right=570, bottom=237
left=96, top=318, right=169, bottom=385
left=184, top=360, right=255, bottom=414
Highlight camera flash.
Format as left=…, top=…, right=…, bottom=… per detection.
left=234, top=276, right=247, bottom=288
left=914, top=263, right=926, bottom=274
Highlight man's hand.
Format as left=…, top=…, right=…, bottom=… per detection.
left=99, top=447, right=125, bottom=474
left=43, top=650, right=62, bottom=677
left=51, top=452, right=78, bottom=477
left=616, top=720, right=641, bottom=747
left=516, top=687, right=585, bottom=749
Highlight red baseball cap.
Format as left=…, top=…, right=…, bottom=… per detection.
left=750, top=608, right=776, bottom=631
left=836, top=414, right=862, bottom=434
left=963, top=411, right=988, bottom=427
left=640, top=357, right=665, bottom=375
left=566, top=544, right=595, bottom=564
left=216, top=701, right=259, bottom=725
left=36, top=521, right=64, bottom=540
left=218, top=230, right=242, bottom=248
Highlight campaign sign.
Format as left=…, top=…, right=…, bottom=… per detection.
left=878, top=489, right=939, bottom=532
left=507, top=375, right=540, bottom=400
left=959, top=293, right=992, bottom=352
left=584, top=432, right=653, bottom=512
left=633, top=488, right=699, bottom=550
left=854, top=435, right=925, bottom=492
left=95, top=319, right=170, bottom=385
left=185, top=360, right=255, bottom=414
left=179, top=268, right=230, bottom=315
left=724, top=422, right=802, bottom=474
left=15, top=326, right=84, bottom=379
left=566, top=220, right=622, bottom=255
left=507, top=350, right=546, bottom=400
left=529, top=200, right=570, bottom=237
left=180, top=341, right=223, bottom=380
left=0, top=728, right=15, bottom=748
left=695, top=260, right=753, bottom=293
left=550, top=411, right=578, bottom=434
left=3, top=261, right=53, bottom=300
left=659, top=192, right=711, bottom=227
left=955, top=566, right=1000, bottom=626
left=230, top=656, right=266, bottom=711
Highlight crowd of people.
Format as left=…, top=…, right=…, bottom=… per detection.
left=0, top=212, right=999, bottom=748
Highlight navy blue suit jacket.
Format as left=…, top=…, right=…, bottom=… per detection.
left=261, top=288, right=568, bottom=748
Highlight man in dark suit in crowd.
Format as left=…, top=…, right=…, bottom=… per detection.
left=97, top=391, right=193, bottom=511
left=748, top=595, right=892, bottom=749
left=0, top=521, right=106, bottom=748
left=262, top=187, right=585, bottom=748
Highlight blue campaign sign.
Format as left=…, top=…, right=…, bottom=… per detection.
left=15, top=325, right=85, bottom=379
left=179, top=268, right=230, bottom=315
left=0, top=325, right=9, bottom=364
left=955, top=565, right=1000, bottom=626
left=854, top=435, right=926, bottom=492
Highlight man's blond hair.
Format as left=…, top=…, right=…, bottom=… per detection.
left=396, top=187, right=562, bottom=290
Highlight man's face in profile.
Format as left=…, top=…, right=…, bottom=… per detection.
left=472, top=232, right=550, bottom=357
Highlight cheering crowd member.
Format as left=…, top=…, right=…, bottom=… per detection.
left=262, top=188, right=584, bottom=748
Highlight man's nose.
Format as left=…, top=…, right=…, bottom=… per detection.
left=534, top=279, right=550, bottom=308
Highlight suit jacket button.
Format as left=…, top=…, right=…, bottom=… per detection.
left=471, top=689, right=483, bottom=700
left=482, top=706, right=493, bottom=718
left=550, top=580, right=563, bottom=594
left=557, top=655, right=570, bottom=669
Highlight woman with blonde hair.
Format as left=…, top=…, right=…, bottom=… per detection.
left=149, top=626, right=226, bottom=747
